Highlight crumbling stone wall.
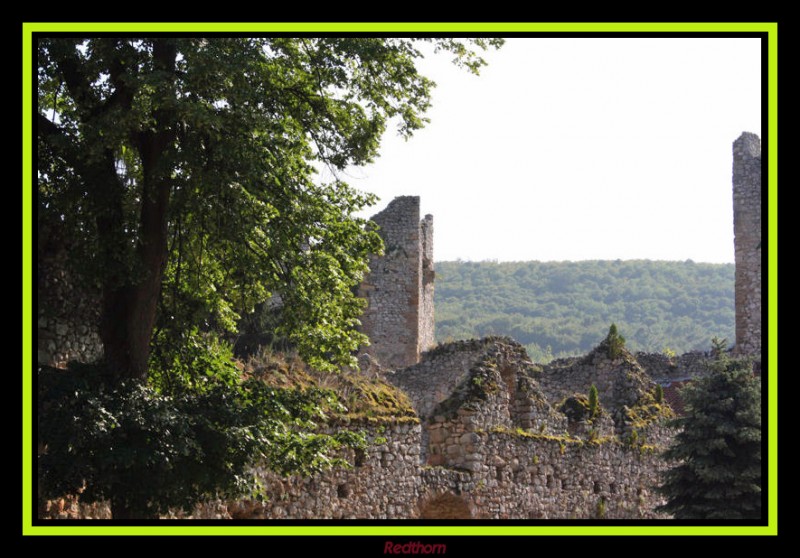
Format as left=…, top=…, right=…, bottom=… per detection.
left=405, top=338, right=669, bottom=519
left=537, top=347, right=655, bottom=415
left=417, top=431, right=667, bottom=520
left=388, top=338, right=498, bottom=421
left=211, top=337, right=670, bottom=520
left=37, top=249, right=102, bottom=368
left=635, top=351, right=712, bottom=382
left=358, top=196, right=434, bottom=370
left=219, top=422, right=424, bottom=520
left=733, top=132, right=762, bottom=356
left=419, top=214, right=435, bottom=356
left=44, top=338, right=673, bottom=520
left=473, top=430, right=667, bottom=519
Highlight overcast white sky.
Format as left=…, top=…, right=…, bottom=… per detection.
left=340, top=37, right=761, bottom=264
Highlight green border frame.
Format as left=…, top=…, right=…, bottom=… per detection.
left=22, top=22, right=778, bottom=536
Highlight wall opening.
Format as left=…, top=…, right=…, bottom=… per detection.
left=418, top=492, right=472, bottom=519
left=354, top=449, right=367, bottom=467
left=499, top=362, right=521, bottom=427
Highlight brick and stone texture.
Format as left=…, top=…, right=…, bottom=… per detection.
left=358, top=196, right=435, bottom=370
left=634, top=351, right=714, bottom=383
left=733, top=132, right=762, bottom=356
left=44, top=338, right=673, bottom=520
left=37, top=247, right=103, bottom=368
left=215, top=338, right=671, bottom=519
left=419, top=214, right=435, bottom=356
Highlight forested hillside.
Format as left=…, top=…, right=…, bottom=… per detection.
left=434, top=260, right=734, bottom=362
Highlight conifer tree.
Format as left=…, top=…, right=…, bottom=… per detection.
left=658, top=357, right=761, bottom=519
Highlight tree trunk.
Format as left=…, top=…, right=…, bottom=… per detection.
left=100, top=282, right=164, bottom=381
left=96, top=127, right=173, bottom=382
left=98, top=157, right=173, bottom=380
left=98, top=39, right=178, bottom=382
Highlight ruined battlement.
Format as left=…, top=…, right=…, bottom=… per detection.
left=733, top=132, right=762, bottom=356
left=177, top=337, right=673, bottom=520
left=39, top=133, right=762, bottom=520
left=358, top=196, right=435, bottom=370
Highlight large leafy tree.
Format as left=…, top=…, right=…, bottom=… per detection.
left=37, top=37, right=501, bottom=518
left=38, top=37, right=502, bottom=380
left=658, top=356, right=762, bottom=519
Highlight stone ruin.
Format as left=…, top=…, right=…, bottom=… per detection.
left=36, top=133, right=762, bottom=519
left=733, top=132, right=762, bottom=356
left=188, top=336, right=674, bottom=520
left=37, top=133, right=762, bottom=371
left=357, top=196, right=435, bottom=370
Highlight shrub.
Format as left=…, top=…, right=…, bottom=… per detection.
left=38, top=363, right=366, bottom=519
left=654, top=384, right=664, bottom=404
left=588, top=384, right=600, bottom=419
left=710, top=336, right=729, bottom=358
left=605, top=324, right=626, bottom=359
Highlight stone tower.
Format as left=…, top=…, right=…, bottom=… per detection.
left=358, top=196, right=435, bottom=370
left=732, top=132, right=762, bottom=355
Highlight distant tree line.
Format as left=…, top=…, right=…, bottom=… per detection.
left=434, top=260, right=734, bottom=362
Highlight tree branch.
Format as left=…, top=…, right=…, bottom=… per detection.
left=37, top=113, right=87, bottom=177
left=100, top=42, right=136, bottom=117
left=37, top=113, right=63, bottom=140
left=51, top=41, right=99, bottom=115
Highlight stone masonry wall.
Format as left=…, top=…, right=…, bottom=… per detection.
left=537, top=348, right=654, bottom=414
left=44, top=338, right=672, bottom=520
left=217, top=422, right=424, bottom=519
left=733, top=132, right=762, bottom=356
left=358, top=196, right=434, bottom=370
left=476, top=431, right=668, bottom=519
left=50, top=420, right=671, bottom=520
left=44, top=422, right=423, bottom=520
left=190, top=419, right=668, bottom=520
left=419, top=214, right=436, bottom=356
left=201, top=375, right=668, bottom=520
left=416, top=338, right=670, bottom=519
left=634, top=351, right=713, bottom=382
left=37, top=250, right=103, bottom=367
left=424, top=429, right=669, bottom=519
left=389, top=338, right=496, bottom=421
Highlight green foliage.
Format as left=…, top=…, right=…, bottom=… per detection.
left=624, top=389, right=674, bottom=429
left=558, top=394, right=591, bottom=423
left=654, top=384, right=664, bottom=404
left=588, top=384, right=600, bottom=419
left=38, top=363, right=366, bottom=518
left=711, top=336, right=729, bottom=358
left=434, top=260, right=735, bottom=361
left=657, top=356, right=761, bottom=519
left=149, top=327, right=240, bottom=394
left=605, top=324, right=626, bottom=359
left=37, top=38, right=501, bottom=517
left=243, top=349, right=417, bottom=422
left=596, top=497, right=607, bottom=519
left=38, top=37, right=503, bottom=376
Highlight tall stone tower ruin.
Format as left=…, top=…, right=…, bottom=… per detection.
left=358, top=196, right=435, bottom=370
left=732, top=132, right=762, bottom=355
